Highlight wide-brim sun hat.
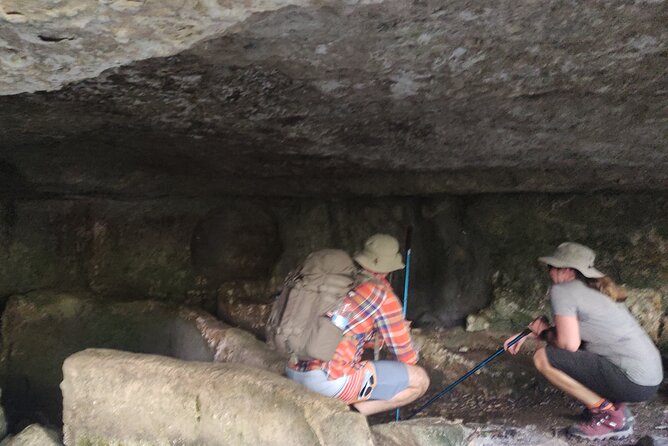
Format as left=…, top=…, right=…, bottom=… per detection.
left=538, top=242, right=606, bottom=278
left=354, top=233, right=405, bottom=273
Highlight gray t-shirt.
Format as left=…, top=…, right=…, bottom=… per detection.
left=550, top=280, right=663, bottom=386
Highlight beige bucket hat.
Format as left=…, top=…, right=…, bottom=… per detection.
left=538, top=242, right=605, bottom=278
left=354, top=233, right=405, bottom=273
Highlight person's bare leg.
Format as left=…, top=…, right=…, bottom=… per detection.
left=353, top=364, right=429, bottom=416
left=533, top=346, right=603, bottom=406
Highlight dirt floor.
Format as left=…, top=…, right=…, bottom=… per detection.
left=369, top=328, right=668, bottom=445
left=402, top=387, right=668, bottom=445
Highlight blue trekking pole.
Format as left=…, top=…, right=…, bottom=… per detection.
left=404, top=327, right=533, bottom=420
left=396, top=226, right=413, bottom=421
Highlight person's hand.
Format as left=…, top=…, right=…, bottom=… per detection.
left=504, top=332, right=528, bottom=355
left=528, top=316, right=550, bottom=337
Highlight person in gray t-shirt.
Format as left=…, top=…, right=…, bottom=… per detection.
left=503, top=242, right=663, bottom=442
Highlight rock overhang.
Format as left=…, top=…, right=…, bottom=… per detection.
left=0, top=0, right=666, bottom=197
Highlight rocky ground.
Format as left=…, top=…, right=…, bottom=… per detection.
left=370, top=328, right=668, bottom=445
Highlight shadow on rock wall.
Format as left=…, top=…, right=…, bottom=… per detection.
left=1, top=193, right=666, bottom=352
left=191, top=202, right=282, bottom=285
left=0, top=291, right=215, bottom=431
left=208, top=197, right=494, bottom=331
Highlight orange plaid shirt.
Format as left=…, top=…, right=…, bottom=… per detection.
left=289, top=275, right=418, bottom=379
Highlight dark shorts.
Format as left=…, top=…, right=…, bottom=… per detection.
left=545, top=346, right=659, bottom=403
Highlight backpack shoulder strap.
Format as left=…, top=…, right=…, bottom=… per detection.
left=268, top=269, right=301, bottom=329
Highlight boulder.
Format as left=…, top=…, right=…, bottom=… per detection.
left=62, top=349, right=373, bottom=446
left=1, top=424, right=61, bottom=446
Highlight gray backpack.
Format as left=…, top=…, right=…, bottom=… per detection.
left=266, top=249, right=369, bottom=361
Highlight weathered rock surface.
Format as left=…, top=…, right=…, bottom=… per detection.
left=467, top=424, right=570, bottom=446
left=372, top=418, right=471, bottom=446
left=0, top=198, right=214, bottom=307
left=0, top=291, right=284, bottom=429
left=636, top=435, right=668, bottom=446
left=625, top=288, right=664, bottom=343
left=0, top=424, right=61, bottom=446
left=87, top=199, right=208, bottom=304
left=0, top=200, right=87, bottom=298
left=62, top=349, right=374, bottom=446
left=0, top=0, right=377, bottom=95
left=0, top=1, right=666, bottom=196
left=371, top=417, right=571, bottom=446
left=0, top=399, right=6, bottom=441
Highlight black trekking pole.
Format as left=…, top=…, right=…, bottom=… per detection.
left=404, top=327, right=532, bottom=420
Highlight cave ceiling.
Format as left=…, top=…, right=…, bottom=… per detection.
left=0, top=0, right=666, bottom=197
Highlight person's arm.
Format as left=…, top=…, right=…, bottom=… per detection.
left=506, top=315, right=547, bottom=355
left=375, top=292, right=418, bottom=364
left=551, top=314, right=580, bottom=351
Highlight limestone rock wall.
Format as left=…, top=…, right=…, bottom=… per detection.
left=464, top=194, right=668, bottom=341
left=0, top=196, right=493, bottom=329
left=0, top=200, right=87, bottom=297
left=1, top=193, right=666, bottom=356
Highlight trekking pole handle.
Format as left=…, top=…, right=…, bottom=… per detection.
left=509, top=327, right=532, bottom=346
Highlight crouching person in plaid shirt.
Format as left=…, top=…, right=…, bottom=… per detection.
left=286, top=234, right=430, bottom=415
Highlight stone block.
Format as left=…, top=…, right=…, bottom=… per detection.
left=62, top=349, right=373, bottom=446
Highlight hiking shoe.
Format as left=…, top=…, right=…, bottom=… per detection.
left=616, top=403, right=635, bottom=427
left=580, top=403, right=635, bottom=426
left=568, top=406, right=633, bottom=440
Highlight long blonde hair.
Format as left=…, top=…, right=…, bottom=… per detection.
left=582, top=275, right=628, bottom=302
